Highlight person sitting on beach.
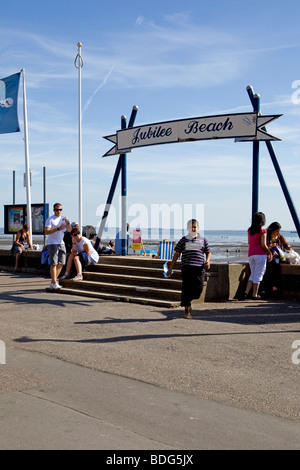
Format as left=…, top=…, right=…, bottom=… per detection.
left=260, top=221, right=291, bottom=297
left=60, top=228, right=99, bottom=281
left=100, top=240, right=115, bottom=255
left=166, top=219, right=211, bottom=319
left=12, top=224, right=33, bottom=272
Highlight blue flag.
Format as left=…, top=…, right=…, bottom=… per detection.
left=0, top=72, right=21, bottom=134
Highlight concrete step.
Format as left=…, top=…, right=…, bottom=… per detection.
left=48, top=256, right=213, bottom=307
left=97, top=256, right=176, bottom=268
left=46, top=286, right=179, bottom=308
left=58, top=279, right=182, bottom=302
left=84, top=271, right=182, bottom=289
left=91, top=262, right=182, bottom=280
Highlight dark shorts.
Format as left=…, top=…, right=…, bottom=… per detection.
left=47, top=243, right=66, bottom=266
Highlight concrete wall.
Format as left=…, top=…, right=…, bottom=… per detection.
left=199, top=263, right=251, bottom=302
left=201, top=262, right=299, bottom=301
left=0, top=249, right=48, bottom=274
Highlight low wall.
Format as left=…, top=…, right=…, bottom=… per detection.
left=0, top=250, right=299, bottom=301
left=279, top=264, right=300, bottom=300
left=200, top=262, right=299, bottom=301
left=0, top=249, right=47, bottom=274
left=200, top=263, right=251, bottom=302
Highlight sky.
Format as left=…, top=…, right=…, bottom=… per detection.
left=1, top=0, right=300, bottom=235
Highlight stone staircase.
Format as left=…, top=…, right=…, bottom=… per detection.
left=2, top=249, right=299, bottom=303
left=53, top=256, right=184, bottom=308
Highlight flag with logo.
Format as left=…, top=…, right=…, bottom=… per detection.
left=0, top=72, right=21, bottom=134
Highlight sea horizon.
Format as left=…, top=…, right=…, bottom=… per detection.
left=1, top=226, right=298, bottom=243
left=1, top=227, right=299, bottom=264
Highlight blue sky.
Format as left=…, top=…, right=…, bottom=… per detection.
left=1, top=0, right=300, bottom=233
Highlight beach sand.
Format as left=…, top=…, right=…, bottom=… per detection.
left=1, top=236, right=299, bottom=264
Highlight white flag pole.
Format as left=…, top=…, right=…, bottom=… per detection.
left=75, top=42, right=83, bottom=231
left=21, top=68, right=32, bottom=241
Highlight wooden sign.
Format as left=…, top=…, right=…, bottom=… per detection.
left=102, top=112, right=281, bottom=157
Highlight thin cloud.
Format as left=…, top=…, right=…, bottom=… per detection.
left=83, top=66, right=114, bottom=115
left=47, top=172, right=77, bottom=179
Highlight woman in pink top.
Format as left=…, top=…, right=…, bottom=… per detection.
left=244, top=212, right=272, bottom=300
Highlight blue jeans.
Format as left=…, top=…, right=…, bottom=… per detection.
left=79, top=251, right=97, bottom=269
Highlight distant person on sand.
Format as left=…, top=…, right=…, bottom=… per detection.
left=12, top=224, right=33, bottom=272
left=243, top=212, right=272, bottom=300
left=100, top=240, right=115, bottom=255
left=45, top=203, right=71, bottom=289
left=60, top=228, right=99, bottom=281
left=107, top=240, right=115, bottom=254
left=167, top=219, right=211, bottom=319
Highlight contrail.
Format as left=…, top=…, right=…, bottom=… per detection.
left=83, top=65, right=114, bottom=115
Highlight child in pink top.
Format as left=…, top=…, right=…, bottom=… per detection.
left=244, top=212, right=272, bottom=300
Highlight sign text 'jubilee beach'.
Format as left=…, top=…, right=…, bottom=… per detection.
left=103, top=112, right=281, bottom=157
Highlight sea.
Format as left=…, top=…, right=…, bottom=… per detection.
left=1, top=227, right=299, bottom=264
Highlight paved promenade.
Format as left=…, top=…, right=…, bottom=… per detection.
left=0, top=271, right=299, bottom=450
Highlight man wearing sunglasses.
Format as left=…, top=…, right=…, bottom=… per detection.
left=45, top=203, right=71, bottom=289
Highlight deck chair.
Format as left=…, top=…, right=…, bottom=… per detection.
left=159, top=240, right=178, bottom=260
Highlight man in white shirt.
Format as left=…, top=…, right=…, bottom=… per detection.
left=45, top=203, right=71, bottom=289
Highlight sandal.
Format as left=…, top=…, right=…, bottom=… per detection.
left=184, top=306, right=193, bottom=319
left=72, top=274, right=83, bottom=281
left=184, top=313, right=193, bottom=319
left=60, top=273, right=71, bottom=280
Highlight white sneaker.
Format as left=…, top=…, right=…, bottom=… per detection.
left=50, top=282, right=62, bottom=289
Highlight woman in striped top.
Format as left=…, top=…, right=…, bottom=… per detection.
left=167, top=219, right=211, bottom=319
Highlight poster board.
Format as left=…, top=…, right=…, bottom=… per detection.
left=4, top=203, right=49, bottom=234
left=132, top=229, right=142, bottom=251
left=128, top=229, right=142, bottom=255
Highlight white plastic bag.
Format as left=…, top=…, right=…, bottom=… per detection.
left=163, top=261, right=173, bottom=278
left=285, top=249, right=300, bottom=265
